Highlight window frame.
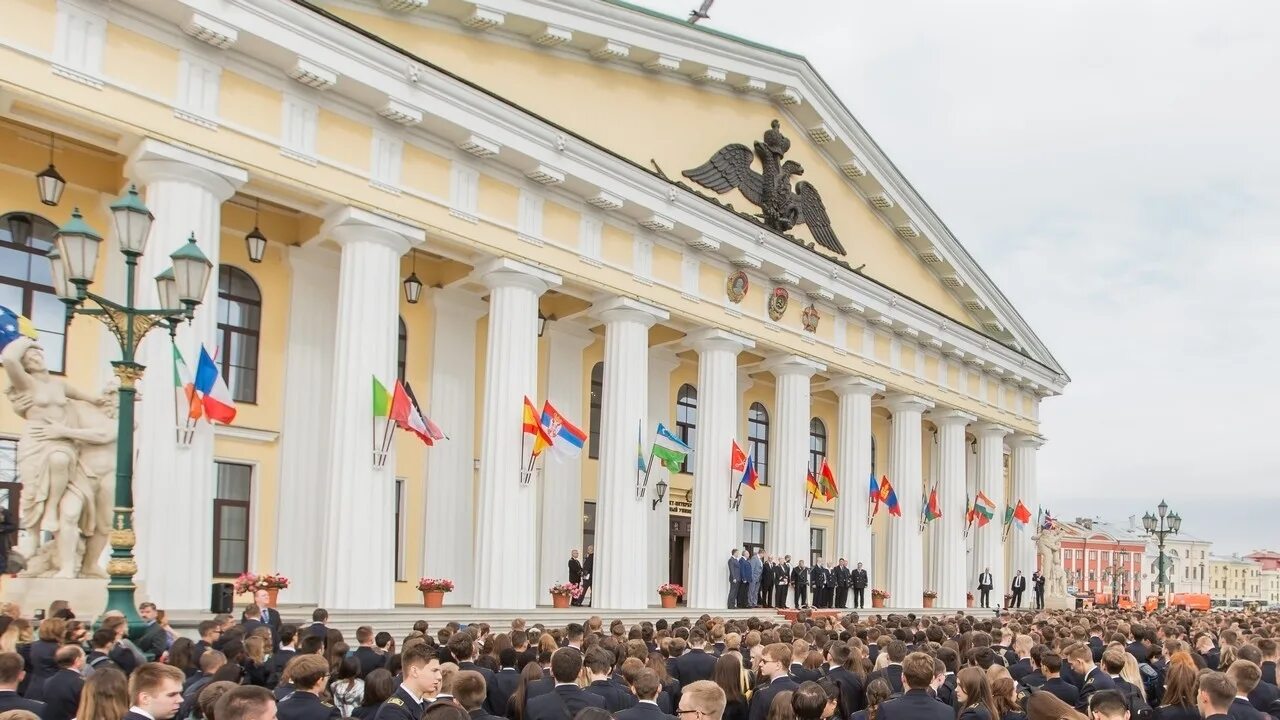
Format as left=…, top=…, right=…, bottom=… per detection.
left=675, top=384, right=697, bottom=474
left=394, top=477, right=406, bottom=582
left=212, top=461, right=253, bottom=578
left=808, top=417, right=827, bottom=477
left=747, top=402, right=769, bottom=486
left=397, top=316, right=408, bottom=382
left=216, top=266, right=262, bottom=404
left=809, top=527, right=825, bottom=567
left=743, top=519, right=766, bottom=557
left=589, top=362, right=604, bottom=459
left=0, top=213, right=68, bottom=373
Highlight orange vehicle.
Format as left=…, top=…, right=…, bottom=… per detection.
left=1094, top=593, right=1134, bottom=609
left=1141, top=593, right=1210, bottom=612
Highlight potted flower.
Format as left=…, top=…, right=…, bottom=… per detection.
left=922, top=590, right=938, bottom=609
left=1003, top=592, right=1014, bottom=608
left=234, top=573, right=290, bottom=606
left=549, top=582, right=582, bottom=609
left=657, top=583, right=685, bottom=609
left=871, top=588, right=889, bottom=609
left=966, top=591, right=975, bottom=608
left=417, top=578, right=454, bottom=608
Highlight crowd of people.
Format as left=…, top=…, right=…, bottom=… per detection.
left=0, top=589, right=1276, bottom=720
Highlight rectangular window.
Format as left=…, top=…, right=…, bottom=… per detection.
left=281, top=95, right=318, bottom=161
left=743, top=520, right=765, bottom=555
left=582, top=501, right=596, bottom=554
left=449, top=162, right=479, bottom=218
left=810, top=527, right=825, bottom=566
left=176, top=52, right=221, bottom=127
left=394, top=478, right=406, bottom=582
left=213, top=462, right=252, bottom=577
left=579, top=216, right=603, bottom=264
left=370, top=131, right=403, bottom=191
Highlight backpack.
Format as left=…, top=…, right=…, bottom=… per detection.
left=1119, top=681, right=1153, bottom=720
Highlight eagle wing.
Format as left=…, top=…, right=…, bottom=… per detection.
left=682, top=144, right=764, bottom=206
left=794, top=181, right=846, bottom=255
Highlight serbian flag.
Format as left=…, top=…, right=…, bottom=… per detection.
left=541, top=401, right=586, bottom=458
left=819, top=459, right=838, bottom=501
left=879, top=476, right=901, bottom=516
left=194, top=345, right=236, bottom=424
left=522, top=396, right=553, bottom=457
left=172, top=345, right=202, bottom=422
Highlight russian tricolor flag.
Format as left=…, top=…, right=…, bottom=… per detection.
left=541, top=401, right=586, bottom=458
left=194, top=345, right=237, bottom=425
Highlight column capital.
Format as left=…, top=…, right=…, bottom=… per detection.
left=127, top=138, right=248, bottom=201
left=430, top=287, right=488, bottom=320
left=1009, top=433, right=1046, bottom=449
left=684, top=328, right=754, bottom=354
left=473, top=257, right=562, bottom=294
left=649, top=347, right=681, bottom=374
left=326, top=206, right=424, bottom=255
left=543, top=320, right=597, bottom=351
left=823, top=375, right=884, bottom=397
left=762, top=353, right=825, bottom=377
left=926, top=407, right=978, bottom=426
left=972, top=421, right=1013, bottom=438
left=591, top=296, right=669, bottom=326
left=880, top=393, right=934, bottom=415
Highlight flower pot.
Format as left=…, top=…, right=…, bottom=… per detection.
left=266, top=589, right=279, bottom=607
left=923, top=596, right=935, bottom=609
left=552, top=593, right=570, bottom=609
left=422, top=591, right=444, bottom=608
left=660, top=594, right=677, bottom=609
left=967, top=597, right=974, bottom=608
left=872, top=597, right=885, bottom=609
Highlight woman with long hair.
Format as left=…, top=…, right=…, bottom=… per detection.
left=352, top=669, right=394, bottom=720
left=1153, top=661, right=1200, bottom=720
left=242, top=636, right=271, bottom=687
left=330, top=656, right=365, bottom=717
left=850, top=678, right=891, bottom=720
left=989, top=677, right=1024, bottom=720
left=77, top=666, right=129, bottom=720
left=166, top=637, right=196, bottom=678
left=955, top=666, right=999, bottom=720
left=505, top=661, right=544, bottom=720
left=1024, top=691, right=1088, bottom=720
left=1120, top=653, right=1146, bottom=703
left=713, top=653, right=748, bottom=720
left=766, top=691, right=795, bottom=720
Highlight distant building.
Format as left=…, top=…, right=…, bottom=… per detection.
left=1142, top=527, right=1213, bottom=599
left=1209, top=554, right=1264, bottom=602
left=1057, top=516, right=1148, bottom=600
left=1245, top=550, right=1280, bottom=572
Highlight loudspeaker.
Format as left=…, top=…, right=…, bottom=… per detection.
left=211, top=582, right=234, bottom=614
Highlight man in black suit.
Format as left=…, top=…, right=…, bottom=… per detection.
left=791, top=561, right=809, bottom=609
left=456, top=670, right=506, bottom=720
left=267, top=625, right=298, bottom=687
left=833, top=559, right=852, bottom=608
left=617, top=669, right=677, bottom=720
left=451, top=632, right=504, bottom=715
left=494, top=649, right=522, bottom=715
left=249, top=590, right=283, bottom=647
left=1260, top=640, right=1279, bottom=686
left=524, top=652, right=556, bottom=702
left=977, top=567, right=994, bottom=608
left=1010, top=571, right=1027, bottom=608
left=865, top=641, right=907, bottom=698
left=1067, top=645, right=1114, bottom=712
left=210, top=686, right=277, bottom=720
left=137, top=602, right=169, bottom=660
left=1227, top=660, right=1273, bottom=719
left=125, top=662, right=188, bottom=720
left=748, top=644, right=799, bottom=720
left=1039, top=653, right=1079, bottom=708
left=306, top=609, right=329, bottom=639
left=674, top=630, right=717, bottom=685
left=277, top=654, right=340, bottom=720
left=1200, top=671, right=1239, bottom=720
left=1089, top=627, right=1106, bottom=664
left=877, top=652, right=951, bottom=720
left=585, top=647, right=636, bottom=712
left=526, top=649, right=606, bottom=720
left=809, top=561, right=827, bottom=609
left=352, top=626, right=386, bottom=679
left=852, top=562, right=868, bottom=609
left=568, top=549, right=584, bottom=606
left=775, top=556, right=792, bottom=610
left=1009, top=636, right=1034, bottom=683
left=760, top=556, right=774, bottom=608
left=193, top=620, right=220, bottom=666
left=1242, top=647, right=1280, bottom=714
left=0, top=652, right=42, bottom=715
left=1032, top=571, right=1046, bottom=609
left=582, top=545, right=595, bottom=607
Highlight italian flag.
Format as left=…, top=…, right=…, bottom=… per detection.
left=971, top=491, right=995, bottom=527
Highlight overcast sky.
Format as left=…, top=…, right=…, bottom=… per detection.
left=635, top=0, right=1280, bottom=555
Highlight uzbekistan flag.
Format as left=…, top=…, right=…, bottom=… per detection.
left=194, top=345, right=236, bottom=424
left=879, top=476, right=901, bottom=516
left=972, top=490, right=995, bottom=527
left=818, top=459, right=838, bottom=501
left=541, top=401, right=586, bottom=458
left=651, top=423, right=690, bottom=472
left=172, top=345, right=202, bottom=422
left=522, top=396, right=553, bottom=457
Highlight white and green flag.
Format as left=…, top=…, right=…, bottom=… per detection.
left=651, top=423, right=691, bottom=472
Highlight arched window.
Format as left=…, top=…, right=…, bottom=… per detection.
left=809, top=418, right=827, bottom=477
left=397, top=316, right=407, bottom=382
left=0, top=213, right=66, bottom=372
left=216, top=266, right=261, bottom=403
left=747, top=402, right=769, bottom=486
left=589, top=362, right=604, bottom=459
left=675, top=384, right=697, bottom=473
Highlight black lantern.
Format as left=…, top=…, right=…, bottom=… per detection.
left=652, top=477, right=669, bottom=510
left=36, top=132, right=65, bottom=207
left=403, top=252, right=423, bottom=304
left=7, top=214, right=32, bottom=247
left=537, top=311, right=549, bottom=337
left=245, top=198, right=267, bottom=263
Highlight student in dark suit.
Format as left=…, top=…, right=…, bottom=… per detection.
left=277, top=654, right=341, bottom=720
left=1226, top=661, right=1270, bottom=720
left=748, top=644, right=799, bottom=720
left=1066, top=645, right=1114, bottom=712
left=673, top=631, right=717, bottom=686
left=373, top=644, right=441, bottom=720
left=616, top=669, right=677, bottom=720
left=124, top=662, right=189, bottom=720
left=268, top=625, right=299, bottom=688
left=977, top=568, right=994, bottom=608
left=208, top=686, right=278, bottom=720
left=585, top=648, right=635, bottom=712
left=0, top=651, right=43, bottom=715
left=826, top=642, right=866, bottom=715
left=865, top=641, right=907, bottom=698
left=493, top=649, right=522, bottom=715
left=42, top=645, right=85, bottom=720
left=1198, top=671, right=1239, bottom=720
left=525, top=649, right=606, bottom=720
left=877, top=652, right=953, bottom=720
left=455, top=669, right=507, bottom=720
left=790, top=561, right=809, bottom=609
left=852, top=563, right=869, bottom=609
left=1009, top=572, right=1026, bottom=608
left=450, top=633, right=504, bottom=715
left=1039, top=653, right=1079, bottom=708
left=569, top=550, right=585, bottom=606
left=305, top=609, right=330, bottom=640
left=23, top=617, right=61, bottom=700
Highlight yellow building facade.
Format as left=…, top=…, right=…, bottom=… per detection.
left=0, top=0, right=1066, bottom=610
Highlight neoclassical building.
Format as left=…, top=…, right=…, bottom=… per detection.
left=0, top=0, right=1068, bottom=610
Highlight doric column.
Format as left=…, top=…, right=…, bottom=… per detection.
left=683, top=329, right=753, bottom=608
left=536, top=321, right=595, bottom=600
left=883, top=394, right=933, bottom=606
left=128, top=139, right=245, bottom=609
left=972, top=422, right=1012, bottom=604
left=274, top=246, right=340, bottom=605
left=927, top=408, right=977, bottom=608
left=1009, top=435, right=1044, bottom=578
left=592, top=298, right=668, bottom=609
left=826, top=376, right=883, bottom=581
left=318, top=208, right=421, bottom=609
left=646, top=348, right=681, bottom=594
left=472, top=258, right=561, bottom=609
left=764, top=355, right=824, bottom=563
left=424, top=288, right=488, bottom=605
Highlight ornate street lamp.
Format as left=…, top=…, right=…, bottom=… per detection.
left=402, top=252, right=422, bottom=304
left=1143, top=499, right=1180, bottom=610
left=50, top=191, right=213, bottom=630
left=36, top=131, right=66, bottom=207
left=652, top=477, right=669, bottom=510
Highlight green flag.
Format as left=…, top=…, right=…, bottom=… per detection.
left=1003, top=505, right=1014, bottom=526
left=373, top=376, right=390, bottom=417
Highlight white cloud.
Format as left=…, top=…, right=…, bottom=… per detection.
left=640, top=0, right=1280, bottom=552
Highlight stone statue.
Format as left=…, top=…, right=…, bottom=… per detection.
left=1035, top=522, right=1071, bottom=606
left=1, top=336, right=116, bottom=578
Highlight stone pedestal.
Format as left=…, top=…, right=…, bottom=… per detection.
left=1, top=577, right=107, bottom=618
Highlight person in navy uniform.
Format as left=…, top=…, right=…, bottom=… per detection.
left=876, top=653, right=951, bottom=720
left=569, top=550, right=585, bottom=607
left=833, top=559, right=852, bottom=609
left=759, top=555, right=775, bottom=608
left=791, top=560, right=809, bottom=609
left=852, top=562, right=869, bottom=609
left=0, top=651, right=43, bottom=715
left=774, top=556, right=792, bottom=610
left=673, top=630, right=717, bottom=686
left=124, top=663, right=188, bottom=720
left=1032, top=571, right=1046, bottom=609
left=615, top=669, right=677, bottom=720
left=455, top=670, right=506, bottom=720
left=210, top=686, right=278, bottom=720
left=977, top=568, right=994, bottom=608
left=736, top=551, right=751, bottom=609
left=41, top=645, right=86, bottom=720
left=726, top=549, right=741, bottom=609
left=525, top=648, right=607, bottom=720
left=449, top=632, right=504, bottom=715
left=1066, top=645, right=1113, bottom=712
left=375, top=643, right=442, bottom=720
left=748, top=644, right=799, bottom=720
left=1038, top=653, right=1079, bottom=708
left=585, top=647, right=636, bottom=712
left=809, top=561, right=827, bottom=608
left=278, top=654, right=341, bottom=720
left=1197, top=672, right=1237, bottom=720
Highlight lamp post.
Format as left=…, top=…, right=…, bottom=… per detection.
left=1142, top=499, right=1181, bottom=610
left=49, top=187, right=213, bottom=627
left=1104, top=549, right=1129, bottom=608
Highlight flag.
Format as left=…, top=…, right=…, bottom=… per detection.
left=924, top=487, right=941, bottom=522
left=819, top=459, right=838, bottom=501
left=879, top=476, right=901, bottom=516
left=651, top=423, right=690, bottom=472
left=806, top=469, right=820, bottom=497
left=972, top=491, right=995, bottom=527
left=522, top=396, right=553, bottom=457
left=389, top=381, right=431, bottom=445
left=731, top=441, right=748, bottom=475
left=404, top=382, right=446, bottom=443
left=194, top=345, right=236, bottom=424
left=372, top=376, right=390, bottom=418
left=740, top=454, right=759, bottom=490
left=0, top=305, right=37, bottom=353
left=1013, top=500, right=1032, bottom=526
left=636, top=421, right=648, bottom=476
left=173, top=345, right=202, bottom=422
left=1003, top=505, right=1015, bottom=527
left=540, top=401, right=586, bottom=457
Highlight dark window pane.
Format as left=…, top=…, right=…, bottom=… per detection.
left=0, top=246, right=29, bottom=278
left=588, top=363, right=604, bottom=459
left=217, top=267, right=261, bottom=404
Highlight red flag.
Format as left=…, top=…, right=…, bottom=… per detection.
left=731, top=440, right=748, bottom=474
left=522, top=396, right=552, bottom=457
left=819, top=459, right=838, bottom=501
left=1013, top=500, right=1032, bottom=525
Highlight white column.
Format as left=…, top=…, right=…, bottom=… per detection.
left=826, top=377, right=883, bottom=578
left=972, top=422, right=1012, bottom=605
left=423, top=289, right=488, bottom=605
left=927, top=408, right=976, bottom=608
left=883, top=394, right=933, bottom=606
left=764, top=355, right=824, bottom=563
left=128, top=139, right=245, bottom=609
left=684, top=329, right=753, bottom=608
left=1009, top=435, right=1042, bottom=578
left=318, top=208, right=421, bottom=609
left=536, top=321, right=595, bottom=599
left=273, top=246, right=340, bottom=604
left=472, top=258, right=561, bottom=609
left=647, top=348, right=681, bottom=594
left=592, top=298, right=668, bottom=609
